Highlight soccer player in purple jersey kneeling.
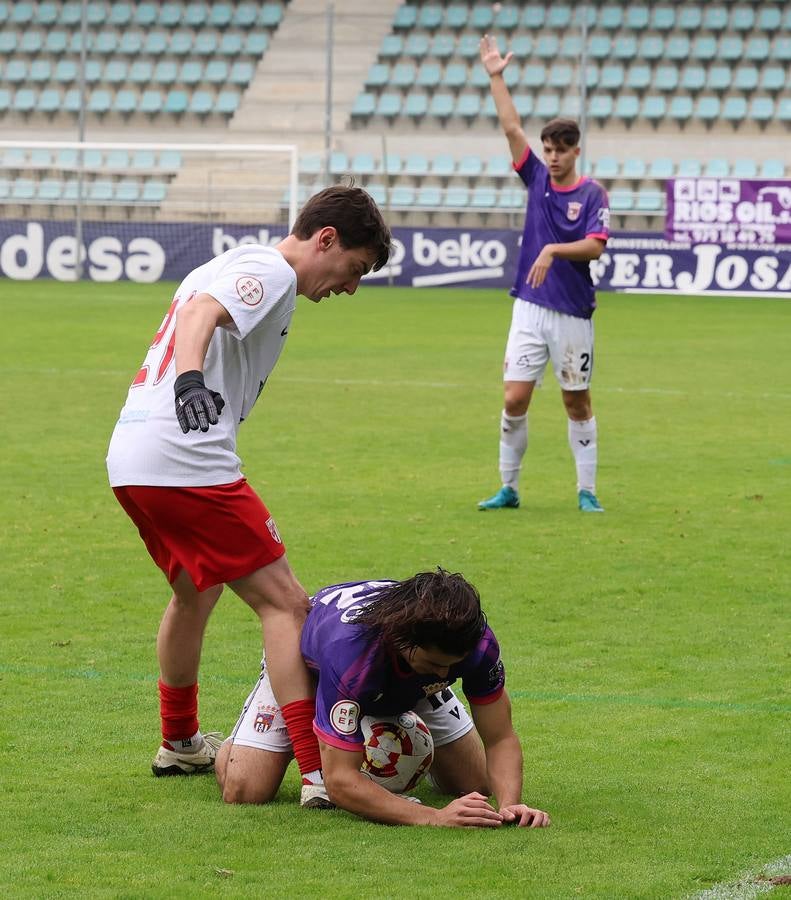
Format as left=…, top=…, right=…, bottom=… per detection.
left=216, top=569, right=551, bottom=829
left=478, top=35, right=610, bottom=513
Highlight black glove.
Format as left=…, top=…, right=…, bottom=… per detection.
left=174, top=370, right=226, bottom=434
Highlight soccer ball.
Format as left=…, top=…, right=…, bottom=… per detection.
left=361, top=711, right=434, bottom=794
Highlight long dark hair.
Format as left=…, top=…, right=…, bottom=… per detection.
left=291, top=184, right=392, bottom=271
left=353, top=569, right=487, bottom=656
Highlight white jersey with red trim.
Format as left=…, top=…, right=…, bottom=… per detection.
left=107, top=244, right=296, bottom=487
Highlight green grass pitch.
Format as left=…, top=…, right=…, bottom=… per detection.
left=1, top=280, right=789, bottom=898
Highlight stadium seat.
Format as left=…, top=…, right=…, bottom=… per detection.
left=158, top=151, right=181, bottom=171
left=232, top=2, right=256, bottom=27
left=390, top=185, right=415, bottom=207
left=681, top=67, right=706, bottom=93
left=748, top=97, right=775, bottom=123
left=635, top=191, right=663, bottom=212
left=37, top=88, right=61, bottom=114
left=534, top=93, right=559, bottom=119
left=10, top=2, right=33, bottom=25
left=29, top=60, right=51, bottom=83
left=417, top=4, right=442, bottom=30
left=415, top=185, right=441, bottom=208
left=589, top=94, right=613, bottom=122
left=638, top=36, right=664, bottom=61
left=760, top=159, right=785, bottom=178
left=588, top=36, right=611, bottom=59
left=704, top=158, right=729, bottom=177
left=731, top=159, right=757, bottom=178
left=597, top=5, right=622, bottom=30
left=456, top=34, right=480, bottom=59
left=230, top=62, right=254, bottom=85
left=778, top=98, right=791, bottom=124
left=391, top=64, right=416, bottom=89
left=12, top=88, right=36, bottom=113
left=403, top=154, right=430, bottom=177
left=4, top=59, right=27, bottom=83
left=403, top=93, right=428, bottom=119
left=626, top=66, right=651, bottom=92
left=428, top=93, right=454, bottom=120
left=654, top=67, right=679, bottom=92
left=703, top=5, right=728, bottom=31
left=133, top=3, right=157, bottom=27
left=164, top=90, right=188, bottom=115
left=243, top=34, right=268, bottom=57
left=745, top=37, right=770, bottom=62
left=722, top=97, right=747, bottom=123
left=642, top=96, right=667, bottom=123
left=730, top=6, right=755, bottom=31
left=694, top=96, right=720, bottom=124
left=209, top=4, right=233, bottom=28
left=351, top=153, right=376, bottom=176
left=647, top=158, right=673, bottom=180
left=194, top=33, right=218, bottom=56
left=771, top=38, right=791, bottom=62
left=756, top=7, right=781, bottom=31
left=154, top=61, right=178, bottom=86
left=621, top=159, right=647, bottom=180
left=259, top=3, right=283, bottom=27
left=614, top=95, right=639, bottom=124
left=470, top=186, right=497, bottom=209
left=733, top=67, right=759, bottom=92
left=114, top=180, right=140, bottom=203
left=442, top=63, right=467, bottom=89
left=118, top=32, right=144, bottom=55
left=415, top=63, right=440, bottom=89
left=677, top=6, right=702, bottom=31
left=760, top=67, right=785, bottom=93
left=669, top=96, right=693, bottom=123
left=692, top=37, right=717, bottom=61
left=393, top=5, right=417, bottom=30
left=677, top=159, right=702, bottom=177
left=521, top=64, right=545, bottom=89
left=613, top=36, right=637, bottom=61
left=444, top=186, right=469, bottom=208
left=35, top=1, right=57, bottom=25
left=470, top=6, right=494, bottom=31
left=128, top=60, right=152, bottom=84
left=142, top=182, right=167, bottom=203
left=183, top=3, right=208, bottom=28
left=205, top=60, right=230, bottom=84
left=600, top=65, right=624, bottom=91
left=403, top=34, right=429, bottom=59
left=179, top=61, right=204, bottom=86
left=548, top=64, right=573, bottom=90
left=37, top=179, right=62, bottom=202
left=593, top=157, right=619, bottom=179
left=376, top=93, right=402, bottom=119
left=62, top=88, right=81, bottom=113
left=458, top=155, right=483, bottom=178
left=131, top=150, right=156, bottom=171
left=561, top=94, right=580, bottom=118
left=666, top=36, right=691, bottom=61
left=104, top=61, right=127, bottom=85
left=218, top=33, right=243, bottom=56
left=455, top=92, right=481, bottom=120
left=365, top=63, right=389, bottom=89
left=158, top=3, right=182, bottom=27
left=20, top=31, right=42, bottom=54
left=535, top=35, right=559, bottom=60
left=378, top=35, right=403, bottom=59
left=707, top=67, right=731, bottom=92
left=11, top=178, right=36, bottom=201
left=559, top=34, right=582, bottom=59
left=445, top=5, right=468, bottom=30
left=486, top=155, right=513, bottom=178
left=431, top=154, right=455, bottom=178
left=88, top=89, right=111, bottom=115
left=351, top=93, right=375, bottom=118
left=718, top=37, right=743, bottom=62
left=189, top=92, right=213, bottom=116
left=651, top=6, right=675, bottom=30
left=94, top=32, right=119, bottom=55
left=114, top=90, right=138, bottom=115
left=608, top=190, right=633, bottom=211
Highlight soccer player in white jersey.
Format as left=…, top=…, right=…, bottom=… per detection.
left=478, top=35, right=610, bottom=513
left=106, top=186, right=391, bottom=802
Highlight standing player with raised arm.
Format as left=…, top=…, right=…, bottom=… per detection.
left=216, top=570, right=551, bottom=829
left=106, top=186, right=391, bottom=805
left=478, top=35, right=610, bottom=513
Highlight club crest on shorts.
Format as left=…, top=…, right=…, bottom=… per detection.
left=236, top=275, right=264, bottom=306
left=265, top=516, right=282, bottom=544
left=330, top=700, right=360, bottom=734
left=254, top=704, right=278, bottom=733
left=566, top=201, right=582, bottom=221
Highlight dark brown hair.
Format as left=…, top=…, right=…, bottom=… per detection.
left=352, top=569, right=488, bottom=656
left=540, top=117, right=581, bottom=149
left=292, top=184, right=392, bottom=271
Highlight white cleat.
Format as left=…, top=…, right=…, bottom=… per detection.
left=151, top=731, right=223, bottom=777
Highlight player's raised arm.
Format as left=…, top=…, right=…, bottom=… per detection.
left=479, top=34, right=528, bottom=164
left=470, top=691, right=551, bottom=828
left=320, top=740, right=504, bottom=828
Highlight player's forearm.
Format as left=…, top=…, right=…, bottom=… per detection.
left=544, top=237, right=606, bottom=262
left=484, top=734, right=524, bottom=809
left=174, top=294, right=228, bottom=375
left=325, top=771, right=438, bottom=826
left=488, top=74, right=527, bottom=159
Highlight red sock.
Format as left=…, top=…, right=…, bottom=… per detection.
left=158, top=679, right=199, bottom=743
left=281, top=698, right=322, bottom=775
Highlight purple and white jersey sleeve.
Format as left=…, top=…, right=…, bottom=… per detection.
left=458, top=626, right=505, bottom=705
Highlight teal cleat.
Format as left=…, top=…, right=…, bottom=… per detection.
left=578, top=489, right=604, bottom=513
left=478, top=486, right=520, bottom=510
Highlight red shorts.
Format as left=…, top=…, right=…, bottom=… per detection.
left=113, top=478, right=286, bottom=592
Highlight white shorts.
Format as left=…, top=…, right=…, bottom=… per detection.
left=504, top=299, right=594, bottom=390
left=230, top=659, right=474, bottom=752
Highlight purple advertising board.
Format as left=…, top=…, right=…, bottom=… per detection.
left=665, top=177, right=791, bottom=246
left=0, top=219, right=789, bottom=297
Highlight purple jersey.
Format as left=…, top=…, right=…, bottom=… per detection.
left=512, top=146, right=610, bottom=319
left=301, top=580, right=506, bottom=751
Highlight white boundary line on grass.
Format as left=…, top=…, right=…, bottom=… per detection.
left=689, top=855, right=791, bottom=900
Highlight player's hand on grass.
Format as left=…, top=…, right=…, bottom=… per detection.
left=526, top=245, right=556, bottom=289
left=499, top=804, right=551, bottom=828
left=174, top=370, right=226, bottom=433
left=479, top=34, right=513, bottom=76
left=435, top=792, right=504, bottom=828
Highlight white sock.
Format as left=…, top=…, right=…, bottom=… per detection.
left=568, top=416, right=597, bottom=493
left=499, top=411, right=528, bottom=490
left=166, top=730, right=203, bottom=752
left=301, top=769, right=324, bottom=785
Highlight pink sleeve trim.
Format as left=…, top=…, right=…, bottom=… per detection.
left=512, top=146, right=531, bottom=171
left=468, top=687, right=504, bottom=706
left=586, top=232, right=609, bottom=241
left=314, top=723, right=365, bottom=752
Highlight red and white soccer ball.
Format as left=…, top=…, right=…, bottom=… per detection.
left=361, top=711, right=434, bottom=794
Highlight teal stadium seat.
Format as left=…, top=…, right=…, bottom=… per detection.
left=470, top=6, right=494, bottom=31
left=2, top=146, right=26, bottom=167
left=589, top=94, right=613, bottom=122
left=588, top=36, right=611, bottom=60
left=760, top=67, right=785, bottom=92
left=5, top=59, right=27, bottom=83
left=29, top=148, right=50, bottom=168
left=733, top=67, right=759, bottom=92
left=158, top=3, right=182, bottom=27
left=622, top=159, right=646, bottom=180
left=521, top=5, right=544, bottom=29
left=761, top=159, right=785, bottom=178
left=692, top=37, right=717, bottom=61
left=666, top=36, right=691, bottom=61
left=11, top=2, right=34, bottom=25
left=597, top=5, right=622, bottom=30
left=642, top=96, right=667, bottom=123
left=403, top=34, right=429, bottom=60
left=218, top=33, right=243, bottom=56
left=669, top=96, right=693, bottom=123
left=600, top=65, right=624, bottom=91
left=416, top=63, right=441, bottom=89
left=677, top=7, right=702, bottom=31
left=376, top=93, right=402, bottom=119
left=655, top=67, right=679, bottom=92
left=189, top=92, right=214, bottom=116
left=391, top=185, right=415, bottom=207
left=88, top=89, right=111, bottom=115
left=180, top=62, right=204, bottom=85
left=593, top=157, right=619, bottom=179
left=559, top=35, right=582, bottom=58
left=118, top=32, right=144, bottom=55
left=417, top=5, right=442, bottom=30
left=772, top=38, right=791, bottom=62
left=158, top=151, right=181, bottom=171
left=403, top=154, right=430, bottom=177
left=131, top=150, right=156, bottom=170
left=233, top=3, right=257, bottom=27
left=183, top=3, right=209, bottom=28
left=12, top=178, right=36, bottom=201
left=720, top=37, right=744, bottom=62
left=613, top=36, right=637, bottom=61
left=13, top=88, right=37, bottom=113
left=681, top=67, right=706, bottom=93
left=0, top=31, right=15, bottom=54
left=142, top=182, right=166, bottom=204
left=561, top=95, right=580, bottom=118
left=29, top=60, right=51, bottom=83
left=416, top=186, right=441, bottom=208
left=521, top=64, right=545, bottom=89
left=431, top=155, right=455, bottom=177
left=639, top=37, right=664, bottom=61
left=548, top=64, right=573, bottom=90
left=104, top=60, right=127, bottom=84
left=38, top=179, right=63, bottom=202
left=428, top=93, right=454, bottom=120
left=486, top=155, right=512, bottom=178
left=707, top=67, right=731, bottom=92
left=535, top=93, right=560, bottom=119
left=608, top=190, right=633, bottom=211
left=499, top=186, right=524, bottom=209
left=648, top=158, right=674, bottom=180
left=471, top=187, right=497, bottom=208
left=36, top=2, right=58, bottom=25
left=625, top=6, right=649, bottom=30
left=379, top=35, right=403, bottom=59
left=445, top=186, right=469, bottom=208
left=243, top=34, right=268, bottom=56
left=164, top=90, right=188, bottom=115
left=651, top=6, right=675, bottom=30
left=732, top=159, right=757, bottom=178
left=495, top=5, right=519, bottom=32
left=748, top=97, right=774, bottom=123
left=777, top=98, right=791, bottom=124
left=116, top=180, right=140, bottom=203
left=445, top=5, right=468, bottom=30
left=393, top=5, right=417, bottom=30
left=37, top=88, right=61, bottom=113
left=108, top=3, right=132, bottom=26
left=391, top=64, right=416, bottom=89
left=114, top=90, right=138, bottom=115
left=134, top=2, right=157, bottom=27
left=636, top=191, right=663, bottom=212
left=210, top=4, right=233, bottom=28
left=677, top=159, right=702, bottom=177
left=457, top=35, right=480, bottom=59
left=626, top=65, right=651, bottom=91
left=757, top=7, right=781, bottom=31
left=154, top=61, right=178, bottom=85
left=230, top=62, right=254, bottom=85
left=722, top=97, right=747, bottom=123
left=351, top=153, right=376, bottom=176
left=194, top=33, right=218, bottom=55
left=730, top=7, right=754, bottom=31
left=546, top=5, right=571, bottom=29
left=615, top=95, right=639, bottom=124
left=20, top=32, right=42, bottom=53
left=351, top=93, right=375, bottom=118
left=694, top=96, right=721, bottom=124
left=168, top=32, right=192, bottom=55
left=458, top=155, right=483, bottom=177
left=703, top=6, right=728, bottom=31
left=745, top=37, right=770, bottom=62
left=430, top=35, right=455, bottom=59
left=94, top=32, right=119, bottom=55
left=387, top=102, right=418, bottom=131
left=704, top=158, right=729, bottom=177
left=535, top=35, right=559, bottom=60
left=442, top=64, right=467, bottom=90
left=89, top=180, right=114, bottom=202
left=382, top=154, right=402, bottom=175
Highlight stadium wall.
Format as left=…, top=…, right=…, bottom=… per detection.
left=1, top=218, right=789, bottom=298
